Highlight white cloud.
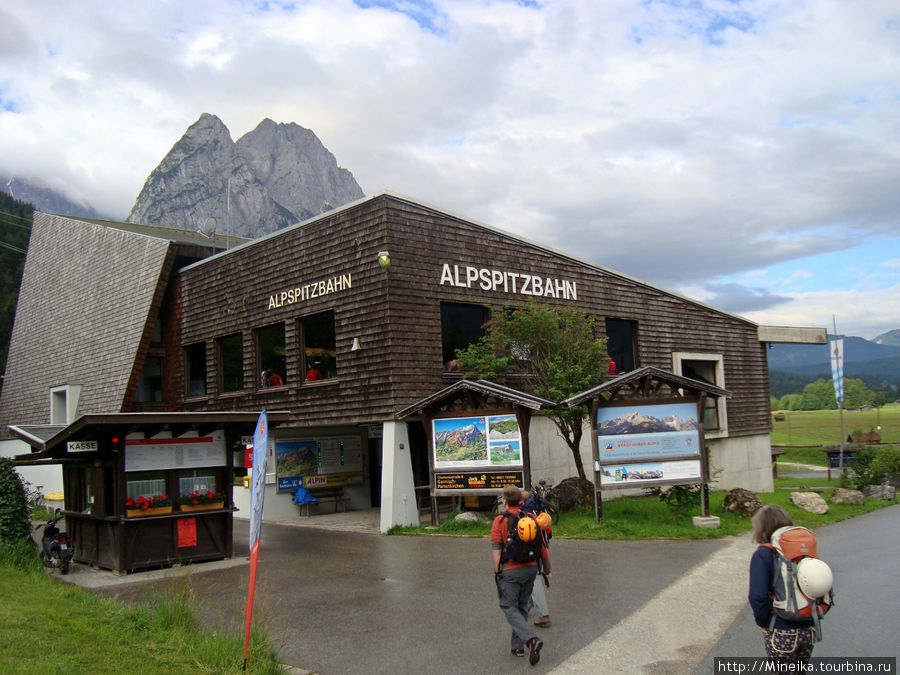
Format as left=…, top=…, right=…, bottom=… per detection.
left=742, top=283, right=900, bottom=340
left=0, top=0, right=898, bottom=337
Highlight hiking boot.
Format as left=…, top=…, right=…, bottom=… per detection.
left=534, top=615, right=552, bottom=627
left=511, top=647, right=525, bottom=657
left=528, top=637, right=543, bottom=666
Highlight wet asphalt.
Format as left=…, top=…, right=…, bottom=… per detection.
left=56, top=471, right=898, bottom=674
left=83, top=514, right=727, bottom=674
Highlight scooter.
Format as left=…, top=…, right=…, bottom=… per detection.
left=35, top=508, right=72, bottom=574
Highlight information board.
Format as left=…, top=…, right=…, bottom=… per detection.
left=124, top=434, right=227, bottom=472
left=594, top=401, right=704, bottom=491
left=276, top=435, right=364, bottom=491
left=434, top=470, right=524, bottom=493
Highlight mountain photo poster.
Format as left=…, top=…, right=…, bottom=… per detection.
left=433, top=414, right=523, bottom=469
left=596, top=402, right=701, bottom=463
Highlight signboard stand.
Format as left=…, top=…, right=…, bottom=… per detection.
left=397, top=380, right=555, bottom=526
left=562, top=367, right=730, bottom=524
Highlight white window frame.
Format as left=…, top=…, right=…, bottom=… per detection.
left=49, top=384, right=82, bottom=425
left=671, top=352, right=727, bottom=438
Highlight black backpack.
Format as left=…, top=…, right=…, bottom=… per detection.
left=500, top=511, right=542, bottom=564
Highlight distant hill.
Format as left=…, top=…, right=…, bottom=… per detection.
left=127, top=114, right=365, bottom=238
left=874, top=329, right=900, bottom=347
left=768, top=334, right=900, bottom=397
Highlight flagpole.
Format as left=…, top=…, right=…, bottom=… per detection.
left=833, top=316, right=845, bottom=472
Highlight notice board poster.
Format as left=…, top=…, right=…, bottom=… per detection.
left=595, top=401, right=703, bottom=490
left=434, top=470, right=524, bottom=492
left=276, top=436, right=363, bottom=491
left=432, top=413, right=522, bottom=469
left=124, top=434, right=227, bottom=472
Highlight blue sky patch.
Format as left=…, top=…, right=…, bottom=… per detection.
left=354, top=0, right=448, bottom=35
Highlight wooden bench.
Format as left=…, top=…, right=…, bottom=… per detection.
left=297, top=487, right=352, bottom=516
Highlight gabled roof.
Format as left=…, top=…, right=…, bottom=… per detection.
left=396, top=379, right=556, bottom=419
left=177, top=192, right=757, bottom=328
left=561, top=366, right=731, bottom=407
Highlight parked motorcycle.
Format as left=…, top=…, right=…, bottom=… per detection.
left=35, top=508, right=72, bottom=574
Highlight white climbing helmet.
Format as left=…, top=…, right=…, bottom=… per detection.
left=796, top=557, right=833, bottom=599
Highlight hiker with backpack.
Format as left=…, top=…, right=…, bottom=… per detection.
left=749, top=504, right=834, bottom=665
left=520, top=490, right=552, bottom=628
left=491, top=484, right=551, bottom=666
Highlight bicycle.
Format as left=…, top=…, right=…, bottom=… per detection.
left=528, top=479, right=560, bottom=525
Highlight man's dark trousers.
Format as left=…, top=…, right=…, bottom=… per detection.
left=496, top=565, right=539, bottom=651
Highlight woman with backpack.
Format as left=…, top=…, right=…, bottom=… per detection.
left=748, top=505, right=816, bottom=664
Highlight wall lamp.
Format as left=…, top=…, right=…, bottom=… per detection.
left=377, top=251, right=391, bottom=268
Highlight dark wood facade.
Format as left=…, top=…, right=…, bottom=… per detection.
left=178, top=194, right=770, bottom=439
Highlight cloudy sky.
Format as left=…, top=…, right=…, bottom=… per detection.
left=1, top=0, right=898, bottom=339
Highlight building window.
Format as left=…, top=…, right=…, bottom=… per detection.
left=441, top=302, right=488, bottom=370
left=300, top=311, right=336, bottom=381
left=126, top=471, right=167, bottom=502
left=185, top=343, right=207, bottom=398
left=177, top=469, right=219, bottom=500
left=257, top=323, right=287, bottom=387
left=605, top=318, right=637, bottom=374
left=135, top=356, right=163, bottom=402
left=218, top=333, right=244, bottom=393
left=672, top=352, right=727, bottom=435
left=49, top=384, right=81, bottom=424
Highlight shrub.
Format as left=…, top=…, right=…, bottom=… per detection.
left=842, top=446, right=900, bottom=490
left=644, top=484, right=702, bottom=519
left=0, top=458, right=33, bottom=546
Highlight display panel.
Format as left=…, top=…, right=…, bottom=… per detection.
left=433, top=413, right=522, bottom=469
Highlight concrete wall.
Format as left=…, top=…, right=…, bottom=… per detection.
left=0, top=439, right=64, bottom=496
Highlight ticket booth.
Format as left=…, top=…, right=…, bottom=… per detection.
left=11, top=411, right=289, bottom=573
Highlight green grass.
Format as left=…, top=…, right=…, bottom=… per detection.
left=770, top=403, right=900, bottom=447
left=390, top=484, right=896, bottom=541
left=0, top=547, right=281, bottom=674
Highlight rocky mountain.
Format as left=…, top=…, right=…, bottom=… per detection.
left=127, top=114, right=364, bottom=237
left=599, top=411, right=697, bottom=435
left=434, top=423, right=484, bottom=447
left=0, top=175, right=105, bottom=219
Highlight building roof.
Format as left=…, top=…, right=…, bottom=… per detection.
left=396, top=379, right=556, bottom=419
left=178, top=192, right=757, bottom=328
left=10, top=411, right=292, bottom=460
left=561, top=366, right=731, bottom=407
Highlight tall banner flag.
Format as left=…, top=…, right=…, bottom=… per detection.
left=243, top=410, right=268, bottom=670
left=830, top=339, right=844, bottom=406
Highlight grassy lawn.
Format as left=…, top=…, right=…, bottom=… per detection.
left=0, top=545, right=281, bottom=674
left=390, top=481, right=896, bottom=541
left=770, top=403, right=900, bottom=447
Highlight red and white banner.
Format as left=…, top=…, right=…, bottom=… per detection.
left=243, top=411, right=268, bottom=668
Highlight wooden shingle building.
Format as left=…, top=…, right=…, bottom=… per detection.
left=1, top=192, right=825, bottom=549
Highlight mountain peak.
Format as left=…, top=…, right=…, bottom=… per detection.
left=127, top=115, right=364, bottom=236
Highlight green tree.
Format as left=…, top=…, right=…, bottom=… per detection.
left=455, top=299, right=608, bottom=498
left=0, top=191, right=33, bottom=393
left=801, top=378, right=880, bottom=410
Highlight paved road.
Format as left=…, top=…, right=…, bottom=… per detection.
left=66, top=502, right=898, bottom=674
left=88, top=516, right=730, bottom=674
left=695, top=503, right=900, bottom=671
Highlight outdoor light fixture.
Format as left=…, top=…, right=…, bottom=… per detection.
left=377, top=251, right=391, bottom=267
left=351, top=337, right=361, bottom=351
